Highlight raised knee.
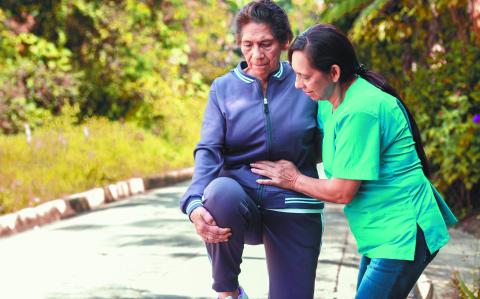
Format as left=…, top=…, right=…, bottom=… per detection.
left=203, top=177, right=245, bottom=212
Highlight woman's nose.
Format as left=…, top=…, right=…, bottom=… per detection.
left=294, top=77, right=303, bottom=89
left=252, top=46, right=264, bottom=59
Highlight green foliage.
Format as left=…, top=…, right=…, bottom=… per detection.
left=322, top=0, right=390, bottom=40
left=0, top=0, right=329, bottom=215
left=288, top=0, right=323, bottom=35
left=187, top=0, right=237, bottom=81
left=322, top=0, right=373, bottom=23
left=0, top=0, right=232, bottom=141
left=0, top=7, right=82, bottom=133
left=0, top=0, right=327, bottom=138
left=0, top=107, right=196, bottom=214
left=60, top=0, right=215, bottom=134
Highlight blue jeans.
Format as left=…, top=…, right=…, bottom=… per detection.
left=355, top=226, right=438, bottom=299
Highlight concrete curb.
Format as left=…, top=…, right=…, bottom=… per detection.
left=0, top=167, right=194, bottom=238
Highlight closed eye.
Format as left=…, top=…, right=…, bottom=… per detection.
left=295, top=72, right=309, bottom=80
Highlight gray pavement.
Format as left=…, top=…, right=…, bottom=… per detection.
left=0, top=181, right=358, bottom=299
left=0, top=180, right=477, bottom=299
left=424, top=226, right=480, bottom=298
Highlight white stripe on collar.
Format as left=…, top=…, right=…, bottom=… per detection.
left=234, top=68, right=254, bottom=83
left=234, top=62, right=284, bottom=83
left=273, top=62, right=284, bottom=78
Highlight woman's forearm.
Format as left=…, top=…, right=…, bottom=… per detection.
left=293, top=174, right=361, bottom=204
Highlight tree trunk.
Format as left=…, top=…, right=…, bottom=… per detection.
left=471, top=0, right=480, bottom=45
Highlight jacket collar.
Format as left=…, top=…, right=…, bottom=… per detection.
left=233, top=61, right=288, bottom=84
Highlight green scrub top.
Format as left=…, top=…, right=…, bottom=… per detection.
left=318, top=77, right=456, bottom=260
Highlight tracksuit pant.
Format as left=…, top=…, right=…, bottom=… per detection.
left=203, top=177, right=323, bottom=299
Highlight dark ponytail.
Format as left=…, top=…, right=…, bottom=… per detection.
left=289, top=24, right=430, bottom=177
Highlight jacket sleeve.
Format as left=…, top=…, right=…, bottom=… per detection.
left=180, top=81, right=226, bottom=217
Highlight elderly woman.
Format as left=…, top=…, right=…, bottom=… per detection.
left=179, top=1, right=324, bottom=299
left=251, top=24, right=457, bottom=299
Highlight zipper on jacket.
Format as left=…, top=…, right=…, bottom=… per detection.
left=257, top=81, right=273, bottom=203
left=263, top=96, right=273, bottom=157
left=263, top=97, right=269, bottom=113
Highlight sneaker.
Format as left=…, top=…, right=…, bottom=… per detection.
left=237, top=286, right=248, bottom=299
left=220, top=286, right=248, bottom=299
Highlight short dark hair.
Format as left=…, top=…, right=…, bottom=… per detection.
left=234, top=0, right=293, bottom=45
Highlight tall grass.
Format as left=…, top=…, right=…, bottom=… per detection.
left=453, top=270, right=480, bottom=299
left=0, top=114, right=197, bottom=214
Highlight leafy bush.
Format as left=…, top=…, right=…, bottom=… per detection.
left=0, top=1, right=232, bottom=139
left=0, top=106, right=198, bottom=214
left=0, top=8, right=81, bottom=134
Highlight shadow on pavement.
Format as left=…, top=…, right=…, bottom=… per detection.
left=83, top=296, right=204, bottom=299
left=105, top=195, right=180, bottom=209
left=101, top=192, right=184, bottom=210
left=51, top=286, right=210, bottom=299
left=129, top=218, right=185, bottom=228
left=319, top=259, right=358, bottom=268
left=55, top=224, right=106, bottom=231
left=119, top=234, right=201, bottom=248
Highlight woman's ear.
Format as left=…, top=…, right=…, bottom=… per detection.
left=330, top=64, right=341, bottom=83
left=281, top=40, right=290, bottom=51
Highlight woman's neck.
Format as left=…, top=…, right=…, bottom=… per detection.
left=330, top=78, right=356, bottom=111
left=260, top=79, right=268, bottom=94
left=244, top=66, right=269, bottom=94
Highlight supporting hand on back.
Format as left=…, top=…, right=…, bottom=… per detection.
left=251, top=160, right=301, bottom=190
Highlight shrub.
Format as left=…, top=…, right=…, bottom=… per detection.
left=0, top=106, right=198, bottom=214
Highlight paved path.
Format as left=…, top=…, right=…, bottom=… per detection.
left=0, top=181, right=359, bottom=299
left=424, top=225, right=480, bottom=298
left=0, top=180, right=476, bottom=298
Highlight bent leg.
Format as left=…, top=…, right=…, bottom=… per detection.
left=355, top=227, right=438, bottom=299
left=262, top=210, right=323, bottom=299
left=356, top=256, right=371, bottom=291
left=203, top=177, right=261, bottom=292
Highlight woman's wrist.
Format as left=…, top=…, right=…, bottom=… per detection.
left=288, top=174, right=297, bottom=190
left=291, top=173, right=304, bottom=191
left=293, top=174, right=320, bottom=200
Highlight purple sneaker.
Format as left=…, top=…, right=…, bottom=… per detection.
left=219, top=286, right=248, bottom=299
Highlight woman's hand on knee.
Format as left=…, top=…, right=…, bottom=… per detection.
left=190, top=207, right=232, bottom=243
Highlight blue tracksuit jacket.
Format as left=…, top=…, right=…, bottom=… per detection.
left=180, top=61, right=323, bottom=216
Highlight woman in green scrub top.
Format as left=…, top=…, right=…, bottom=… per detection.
left=250, top=24, right=457, bottom=299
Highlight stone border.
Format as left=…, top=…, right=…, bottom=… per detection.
left=0, top=167, right=194, bottom=238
